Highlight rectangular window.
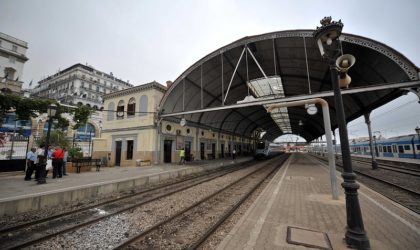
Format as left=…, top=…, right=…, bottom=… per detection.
left=398, top=145, right=404, bottom=153
left=127, top=103, right=135, bottom=116
left=392, top=145, right=397, bottom=153
left=126, top=140, right=134, bottom=160
left=404, top=145, right=410, bottom=150
left=387, top=146, right=392, bottom=152
left=417, top=145, right=420, bottom=150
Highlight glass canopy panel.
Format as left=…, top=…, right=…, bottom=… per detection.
left=248, top=76, right=291, bottom=134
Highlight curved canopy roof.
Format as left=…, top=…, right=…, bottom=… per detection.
left=160, top=30, right=419, bottom=142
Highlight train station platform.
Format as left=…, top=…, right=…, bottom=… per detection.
left=217, top=153, right=420, bottom=250
left=0, top=157, right=252, bottom=216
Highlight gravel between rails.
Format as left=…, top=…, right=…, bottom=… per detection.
left=23, top=160, right=272, bottom=249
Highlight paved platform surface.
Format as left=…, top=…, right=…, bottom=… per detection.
left=217, top=153, right=420, bottom=250
left=0, top=157, right=251, bottom=215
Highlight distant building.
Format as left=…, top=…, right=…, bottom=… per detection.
left=0, top=32, right=29, bottom=94
left=31, top=63, right=133, bottom=110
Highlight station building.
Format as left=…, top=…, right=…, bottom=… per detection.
left=94, top=81, right=255, bottom=166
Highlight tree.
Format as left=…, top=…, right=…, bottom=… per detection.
left=0, top=93, right=93, bottom=128
left=36, top=130, right=70, bottom=149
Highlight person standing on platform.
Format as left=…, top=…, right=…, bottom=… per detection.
left=62, top=147, right=68, bottom=176
left=24, top=148, right=37, bottom=180
left=51, top=146, right=64, bottom=178
left=35, top=144, right=45, bottom=180
left=232, top=149, right=236, bottom=160
left=179, top=148, right=186, bottom=165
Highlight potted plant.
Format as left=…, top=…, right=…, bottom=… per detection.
left=67, top=147, right=83, bottom=173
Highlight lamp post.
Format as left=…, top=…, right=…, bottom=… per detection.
left=38, top=104, right=57, bottom=184
left=88, top=130, right=92, bottom=158
left=415, top=126, right=420, bottom=158
left=314, top=17, right=370, bottom=249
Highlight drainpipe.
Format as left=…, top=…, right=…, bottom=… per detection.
left=267, top=98, right=338, bottom=200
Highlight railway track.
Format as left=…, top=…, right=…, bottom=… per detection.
left=1, top=157, right=286, bottom=249
left=310, top=154, right=420, bottom=214
left=0, top=160, right=258, bottom=250
left=350, top=158, right=420, bottom=177
left=114, top=154, right=289, bottom=249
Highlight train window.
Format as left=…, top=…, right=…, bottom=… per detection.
left=378, top=146, right=382, bottom=152
left=382, top=146, right=387, bottom=152
left=387, top=146, right=392, bottom=152
left=392, top=145, right=397, bottom=153
left=417, top=145, right=420, bottom=150
left=404, top=145, right=410, bottom=150
left=398, top=145, right=404, bottom=153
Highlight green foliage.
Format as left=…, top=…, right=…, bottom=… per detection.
left=36, top=130, right=70, bottom=149
left=0, top=93, right=93, bottom=129
left=73, top=105, right=93, bottom=129
left=55, top=116, right=70, bottom=131
left=0, top=93, right=52, bottom=122
left=68, top=147, right=83, bottom=161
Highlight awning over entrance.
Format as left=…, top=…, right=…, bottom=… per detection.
left=160, top=30, right=419, bottom=142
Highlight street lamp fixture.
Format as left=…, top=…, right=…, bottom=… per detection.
left=314, top=17, right=370, bottom=249
left=38, top=103, right=57, bottom=184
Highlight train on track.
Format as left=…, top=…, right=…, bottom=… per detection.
left=254, top=140, right=285, bottom=159
left=350, top=135, right=420, bottom=159
left=309, top=134, right=420, bottom=159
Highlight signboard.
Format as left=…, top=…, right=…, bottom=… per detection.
left=176, top=135, right=184, bottom=150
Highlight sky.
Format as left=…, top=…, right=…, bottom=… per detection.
left=1, top=0, right=419, bottom=142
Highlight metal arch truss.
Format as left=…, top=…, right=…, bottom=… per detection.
left=160, top=80, right=420, bottom=118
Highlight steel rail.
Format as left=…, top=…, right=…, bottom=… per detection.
left=1, top=161, right=258, bottom=250
left=113, top=155, right=288, bottom=249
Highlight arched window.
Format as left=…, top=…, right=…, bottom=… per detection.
left=117, top=100, right=125, bottom=119
left=139, top=95, right=148, bottom=116
left=107, top=102, right=114, bottom=121
left=2, top=113, right=32, bottom=136
left=76, top=123, right=95, bottom=141
left=127, top=98, right=136, bottom=116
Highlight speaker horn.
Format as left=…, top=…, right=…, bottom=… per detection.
left=336, top=54, right=355, bottom=72
left=336, top=54, right=355, bottom=88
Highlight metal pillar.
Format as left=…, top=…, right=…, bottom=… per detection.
left=364, top=113, right=378, bottom=169
left=267, top=98, right=338, bottom=199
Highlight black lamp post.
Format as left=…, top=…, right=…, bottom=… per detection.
left=38, top=104, right=57, bottom=184
left=415, top=126, right=420, bottom=158
left=314, top=17, right=370, bottom=249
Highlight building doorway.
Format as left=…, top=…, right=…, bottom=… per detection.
left=185, top=141, right=192, bottom=161
left=115, top=141, right=122, bottom=166
left=164, top=140, right=172, bottom=163
left=221, top=143, right=225, bottom=158
left=200, top=142, right=205, bottom=160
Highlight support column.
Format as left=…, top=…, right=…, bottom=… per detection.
left=364, top=112, right=378, bottom=169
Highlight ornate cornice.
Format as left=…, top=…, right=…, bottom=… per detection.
left=103, top=81, right=167, bottom=100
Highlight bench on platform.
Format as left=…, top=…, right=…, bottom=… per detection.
left=136, top=159, right=151, bottom=166
left=207, top=154, right=215, bottom=160
left=72, top=158, right=102, bottom=173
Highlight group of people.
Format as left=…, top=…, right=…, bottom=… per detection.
left=25, top=145, right=68, bottom=181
